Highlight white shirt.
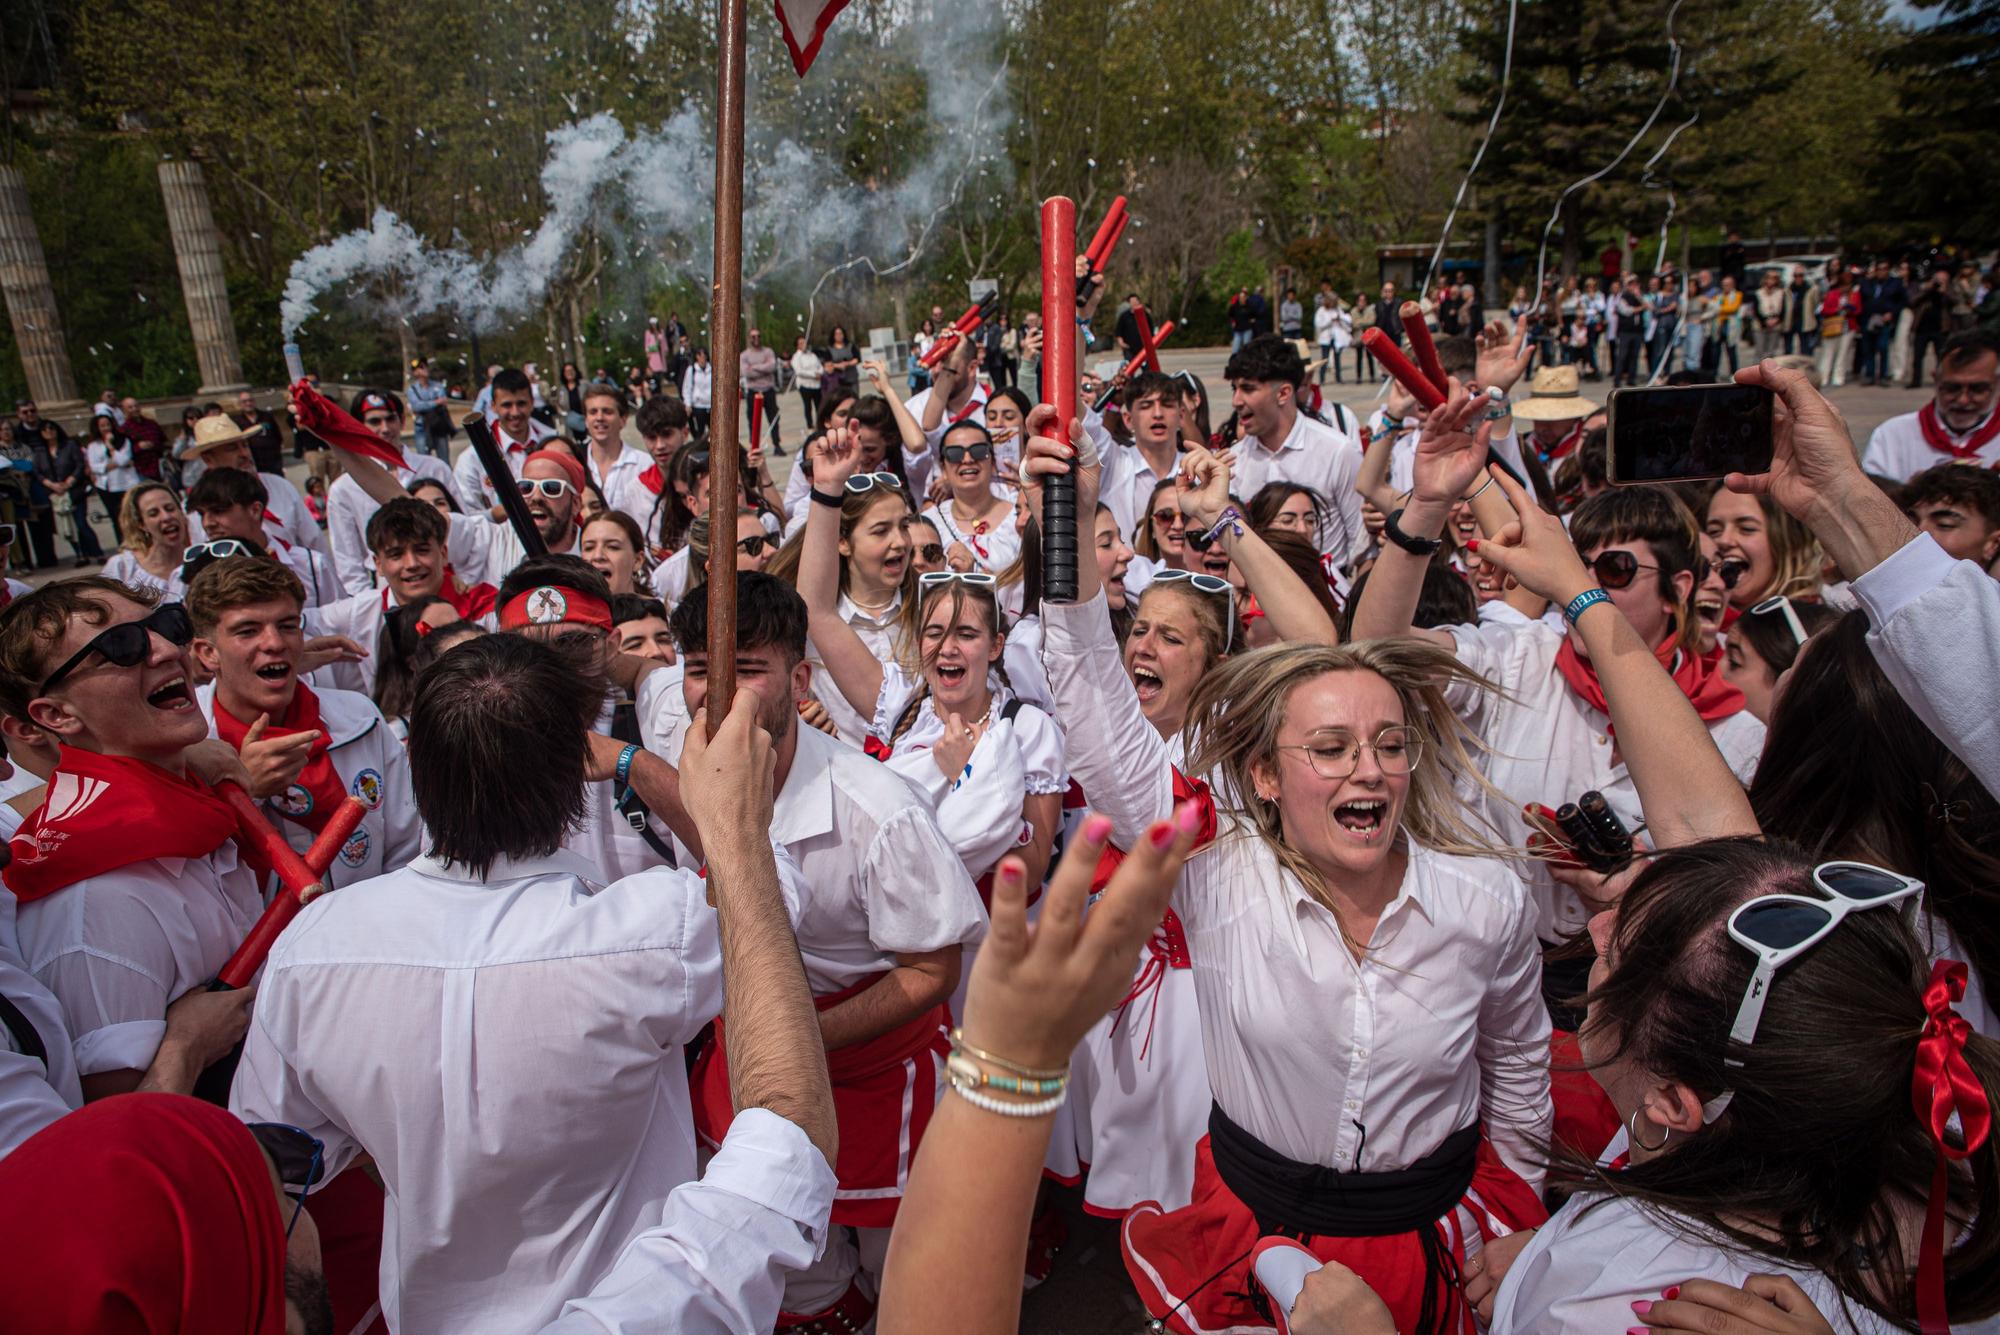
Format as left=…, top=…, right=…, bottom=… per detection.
left=1492, top=1193, right=1899, bottom=1334
left=1861, top=404, right=2000, bottom=481
left=231, top=846, right=797, bottom=1335
left=790, top=349, right=824, bottom=390
left=196, top=682, right=423, bottom=887
left=680, top=364, right=712, bottom=410
left=806, top=590, right=903, bottom=748
left=446, top=507, right=577, bottom=591
left=1314, top=303, right=1353, bottom=351
left=1041, top=592, right=1551, bottom=1187
left=13, top=841, right=263, bottom=1077
left=0, top=888, right=81, bottom=1161
left=540, top=1108, right=834, bottom=1335
left=588, top=442, right=655, bottom=529
left=86, top=438, right=138, bottom=492
left=1446, top=617, right=1766, bottom=940
left=1232, top=408, right=1365, bottom=566
left=305, top=589, right=392, bottom=695
left=270, top=539, right=343, bottom=611
left=325, top=456, right=462, bottom=595
left=1098, top=441, right=1179, bottom=548
left=453, top=422, right=553, bottom=512
left=650, top=546, right=691, bottom=610
left=100, top=550, right=186, bottom=605
left=922, top=497, right=1020, bottom=573
left=1853, top=532, right=2000, bottom=794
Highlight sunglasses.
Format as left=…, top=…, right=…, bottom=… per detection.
left=39, top=603, right=194, bottom=694
left=1587, top=550, right=1663, bottom=591
left=735, top=534, right=771, bottom=557
left=180, top=538, right=255, bottom=573
left=1721, top=861, right=1923, bottom=1081
left=1149, top=569, right=1236, bottom=653
left=247, top=1122, right=326, bottom=1238
left=1152, top=508, right=1184, bottom=529
left=518, top=478, right=573, bottom=500
left=1698, top=554, right=1751, bottom=590
left=920, top=570, right=997, bottom=589
left=1748, top=594, right=1808, bottom=647
left=917, top=543, right=946, bottom=564
left=844, top=472, right=905, bottom=495
left=941, top=443, right=994, bottom=465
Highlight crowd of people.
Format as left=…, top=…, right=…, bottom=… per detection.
left=0, top=245, right=1997, bottom=1335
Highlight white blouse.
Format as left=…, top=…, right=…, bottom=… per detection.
left=100, top=550, right=185, bottom=604
left=922, top=498, right=1021, bottom=574
left=1042, top=591, right=1551, bottom=1185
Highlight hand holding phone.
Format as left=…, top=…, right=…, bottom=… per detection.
left=1608, top=382, right=1774, bottom=485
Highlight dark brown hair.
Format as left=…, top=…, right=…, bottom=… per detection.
left=186, top=557, right=306, bottom=636
left=0, top=577, right=156, bottom=718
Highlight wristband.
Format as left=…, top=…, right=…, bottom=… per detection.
left=1184, top=506, right=1243, bottom=554
left=947, top=1075, right=1067, bottom=1118
left=809, top=488, right=844, bottom=508
left=1563, top=588, right=1611, bottom=626
left=615, top=743, right=640, bottom=789
left=1382, top=507, right=1444, bottom=557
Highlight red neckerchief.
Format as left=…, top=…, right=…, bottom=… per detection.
left=1537, top=422, right=1585, bottom=463
left=1554, top=633, right=1744, bottom=732
left=947, top=391, right=984, bottom=425
left=1917, top=402, right=2000, bottom=460
left=444, top=570, right=497, bottom=621
left=3, top=747, right=267, bottom=902
left=212, top=684, right=345, bottom=835
left=1093, top=769, right=1215, bottom=1061
left=638, top=463, right=665, bottom=495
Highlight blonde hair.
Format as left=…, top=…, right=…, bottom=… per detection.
left=117, top=483, right=179, bottom=555
left=1184, top=638, right=1511, bottom=943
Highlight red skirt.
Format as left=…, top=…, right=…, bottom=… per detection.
left=691, top=975, right=949, bottom=1229
left=1122, top=1129, right=1546, bottom=1335
left=310, top=1165, right=389, bottom=1335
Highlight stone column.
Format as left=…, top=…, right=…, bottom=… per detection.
left=0, top=164, right=81, bottom=409
left=158, top=160, right=246, bottom=393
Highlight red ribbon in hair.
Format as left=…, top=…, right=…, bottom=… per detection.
left=1913, top=958, right=1991, bottom=1335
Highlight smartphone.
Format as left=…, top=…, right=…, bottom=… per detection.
left=1607, top=383, right=1774, bottom=485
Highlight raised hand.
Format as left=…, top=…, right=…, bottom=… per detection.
left=1409, top=378, right=1493, bottom=509
left=1723, top=361, right=1862, bottom=525
left=1174, top=445, right=1233, bottom=530
left=681, top=687, right=777, bottom=839
left=812, top=423, right=865, bottom=491
left=931, top=711, right=981, bottom=781
left=1015, top=405, right=1097, bottom=528
left=1475, top=318, right=1532, bottom=395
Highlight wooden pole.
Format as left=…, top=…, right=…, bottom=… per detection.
left=706, top=0, right=747, bottom=738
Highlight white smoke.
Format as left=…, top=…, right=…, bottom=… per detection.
left=280, top=5, right=1012, bottom=338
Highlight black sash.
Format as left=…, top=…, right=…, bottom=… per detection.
left=1207, top=1102, right=1478, bottom=1238
left=0, top=991, right=48, bottom=1071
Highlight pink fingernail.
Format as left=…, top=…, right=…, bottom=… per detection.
left=1662, top=1287, right=1681, bottom=1301
left=999, top=860, right=1025, bottom=885
left=1176, top=800, right=1202, bottom=834
left=1083, top=815, right=1113, bottom=843
left=1631, top=1300, right=1653, bottom=1317
left=1148, top=821, right=1175, bottom=849
left=1627, top=1328, right=1648, bottom=1335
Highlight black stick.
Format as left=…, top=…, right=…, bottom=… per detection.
left=463, top=416, right=547, bottom=560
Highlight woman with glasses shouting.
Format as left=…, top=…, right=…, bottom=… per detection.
left=922, top=420, right=1019, bottom=574
left=1022, top=418, right=1554, bottom=1335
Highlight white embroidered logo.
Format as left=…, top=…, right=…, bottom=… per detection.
left=45, top=772, right=109, bottom=824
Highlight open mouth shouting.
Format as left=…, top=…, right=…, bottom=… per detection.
left=1332, top=796, right=1389, bottom=842
left=146, top=673, right=196, bottom=712
left=254, top=660, right=295, bottom=687
left=1130, top=663, right=1163, bottom=706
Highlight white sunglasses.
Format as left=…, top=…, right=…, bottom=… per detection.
left=1149, top=569, right=1236, bottom=654
left=1748, top=594, right=1808, bottom=648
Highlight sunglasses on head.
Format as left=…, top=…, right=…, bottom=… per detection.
left=920, top=570, right=997, bottom=590
left=1149, top=569, right=1236, bottom=653
left=39, top=603, right=194, bottom=694
left=1587, top=550, right=1663, bottom=591
left=1748, top=594, right=1809, bottom=647
left=247, top=1122, right=326, bottom=1238
left=941, top=443, right=994, bottom=465
left=844, top=472, right=904, bottom=495
left=518, top=478, right=572, bottom=500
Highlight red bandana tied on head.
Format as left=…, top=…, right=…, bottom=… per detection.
left=289, top=378, right=408, bottom=470
left=498, top=584, right=614, bottom=632
left=3, top=747, right=267, bottom=904
left=212, top=683, right=347, bottom=835
left=1553, top=632, right=1744, bottom=732
left=1913, top=959, right=1990, bottom=1335
left=0, top=1093, right=288, bottom=1334
left=1917, top=402, right=2000, bottom=461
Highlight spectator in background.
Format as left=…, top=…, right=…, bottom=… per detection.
left=739, top=327, right=783, bottom=456
left=1278, top=286, right=1304, bottom=342
left=1227, top=287, right=1256, bottom=352
left=821, top=324, right=859, bottom=412
left=980, top=310, right=1007, bottom=389
left=997, top=313, right=1020, bottom=389
left=406, top=358, right=451, bottom=459
left=1785, top=264, right=1819, bottom=354
left=1021, top=311, right=1044, bottom=400
left=1314, top=291, right=1351, bottom=385
left=1247, top=285, right=1271, bottom=337
left=1908, top=268, right=1953, bottom=387
left=1373, top=280, right=1404, bottom=353
left=470, top=363, right=503, bottom=419
left=1115, top=294, right=1151, bottom=361
left=1718, top=228, right=1748, bottom=288
left=1612, top=274, right=1649, bottom=386
left=1816, top=268, right=1862, bottom=388
left=681, top=347, right=713, bottom=438
left=909, top=318, right=937, bottom=393
left=37, top=422, right=103, bottom=567
left=1711, top=274, right=1746, bottom=377
left=791, top=335, right=824, bottom=431
left=91, top=390, right=123, bottom=427
left=1752, top=268, right=1789, bottom=361
left=230, top=390, right=287, bottom=471
left=1858, top=258, right=1909, bottom=386
left=1352, top=291, right=1377, bottom=379
left=83, top=413, right=137, bottom=545
left=644, top=317, right=670, bottom=395
left=115, top=397, right=167, bottom=482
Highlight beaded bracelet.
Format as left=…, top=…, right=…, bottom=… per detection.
left=948, top=1073, right=1067, bottom=1119
left=1563, top=587, right=1611, bottom=627
left=945, top=1051, right=1067, bottom=1097
left=949, top=1030, right=1066, bottom=1080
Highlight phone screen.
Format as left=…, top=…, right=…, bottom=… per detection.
left=1608, top=383, right=1774, bottom=484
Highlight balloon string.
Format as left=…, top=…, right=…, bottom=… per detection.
left=1418, top=0, right=1521, bottom=296
left=1640, top=113, right=1700, bottom=386
left=1527, top=0, right=1688, bottom=319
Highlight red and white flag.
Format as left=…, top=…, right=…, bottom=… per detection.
left=775, top=0, right=852, bottom=76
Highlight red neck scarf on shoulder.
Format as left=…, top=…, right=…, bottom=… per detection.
left=1917, top=402, right=2000, bottom=460
left=1554, top=632, right=1744, bottom=733
left=444, top=570, right=498, bottom=622
left=3, top=747, right=260, bottom=903
left=638, top=463, right=665, bottom=495
left=212, top=683, right=345, bottom=835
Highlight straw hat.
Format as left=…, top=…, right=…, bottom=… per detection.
left=183, top=414, right=257, bottom=456
left=1509, top=365, right=1601, bottom=422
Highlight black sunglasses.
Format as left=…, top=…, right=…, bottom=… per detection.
left=736, top=534, right=771, bottom=557
left=247, top=1122, right=326, bottom=1238
left=941, top=443, right=994, bottom=465
left=39, top=603, right=194, bottom=694
left=1588, top=550, right=1664, bottom=591
left=918, top=542, right=946, bottom=564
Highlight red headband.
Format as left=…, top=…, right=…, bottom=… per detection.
left=498, top=584, right=613, bottom=633
left=1913, top=959, right=1990, bottom=1335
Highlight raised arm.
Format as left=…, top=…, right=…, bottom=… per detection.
left=1355, top=414, right=1404, bottom=513
left=1474, top=465, right=1759, bottom=846
left=794, top=425, right=886, bottom=717
left=861, top=359, right=926, bottom=459
left=1175, top=446, right=1338, bottom=645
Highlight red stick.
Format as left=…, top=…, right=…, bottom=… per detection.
left=748, top=385, right=762, bottom=451
left=1095, top=209, right=1130, bottom=271
left=303, top=798, right=369, bottom=875
left=918, top=298, right=989, bottom=369
left=1042, top=198, right=1077, bottom=441
left=1133, top=307, right=1161, bottom=372
left=1362, top=327, right=1447, bottom=410
left=212, top=784, right=347, bottom=990
left=1083, top=195, right=1128, bottom=269
left=1115, top=320, right=1175, bottom=383
left=1401, top=300, right=1448, bottom=395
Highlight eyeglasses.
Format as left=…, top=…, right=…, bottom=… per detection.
left=247, top=1122, right=326, bottom=1238
left=518, top=478, right=573, bottom=500
left=39, top=603, right=194, bottom=694
left=1152, top=508, right=1184, bottom=529
left=1722, top=862, right=1923, bottom=1073
left=941, top=443, right=994, bottom=464
left=1278, top=725, right=1422, bottom=781
left=735, top=534, right=771, bottom=557
left=1149, top=569, right=1237, bottom=653
left=844, top=472, right=904, bottom=495
left=1748, top=594, right=1808, bottom=647
left=1587, top=550, right=1662, bottom=590
left=920, top=570, right=997, bottom=589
